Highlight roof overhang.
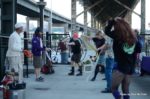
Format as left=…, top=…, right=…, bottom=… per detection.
left=79, top=0, right=140, bottom=25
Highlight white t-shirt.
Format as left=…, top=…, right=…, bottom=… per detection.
left=6, top=31, right=23, bottom=57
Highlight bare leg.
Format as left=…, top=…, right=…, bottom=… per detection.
left=35, top=68, right=41, bottom=79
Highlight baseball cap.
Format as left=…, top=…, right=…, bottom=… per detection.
left=73, top=32, right=79, bottom=39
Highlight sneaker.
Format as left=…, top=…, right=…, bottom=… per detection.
left=39, top=76, right=44, bottom=80
left=36, top=77, right=44, bottom=82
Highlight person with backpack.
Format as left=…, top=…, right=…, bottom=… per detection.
left=105, top=17, right=142, bottom=99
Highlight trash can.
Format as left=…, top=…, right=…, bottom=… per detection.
left=3, top=82, right=26, bottom=99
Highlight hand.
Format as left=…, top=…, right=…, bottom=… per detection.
left=46, top=48, right=51, bottom=51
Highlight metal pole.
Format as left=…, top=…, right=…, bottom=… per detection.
left=71, top=0, right=76, bottom=34
left=50, top=0, right=52, bottom=34
left=84, top=4, right=88, bottom=35
left=24, top=31, right=29, bottom=78
left=37, top=0, right=46, bottom=32
left=141, top=0, right=146, bottom=34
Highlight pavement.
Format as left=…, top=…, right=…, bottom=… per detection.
left=0, top=64, right=150, bottom=99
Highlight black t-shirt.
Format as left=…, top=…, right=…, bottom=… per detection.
left=69, top=38, right=81, bottom=54
left=92, top=37, right=105, bottom=54
left=105, top=21, right=142, bottom=74
left=112, top=40, right=142, bottom=74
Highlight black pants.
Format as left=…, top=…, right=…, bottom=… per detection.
left=92, top=64, right=105, bottom=80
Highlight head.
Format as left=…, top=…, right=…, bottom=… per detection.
left=72, top=32, right=79, bottom=40
left=113, top=17, right=137, bottom=46
left=15, top=23, right=23, bottom=34
left=134, top=29, right=139, bottom=36
left=95, top=31, right=104, bottom=39
left=34, top=27, right=43, bottom=38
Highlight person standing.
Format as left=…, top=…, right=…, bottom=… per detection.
left=32, top=27, right=49, bottom=82
left=6, top=23, right=24, bottom=83
left=67, top=32, right=82, bottom=76
left=84, top=31, right=106, bottom=81
left=105, top=18, right=142, bottom=99
left=101, top=36, right=114, bottom=93
left=58, top=39, right=68, bottom=64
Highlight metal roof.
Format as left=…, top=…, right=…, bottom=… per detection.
left=79, top=0, right=139, bottom=24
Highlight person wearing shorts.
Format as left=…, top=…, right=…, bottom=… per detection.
left=32, top=27, right=49, bottom=82
left=67, top=32, right=82, bottom=76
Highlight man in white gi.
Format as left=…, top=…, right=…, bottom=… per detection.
left=6, top=23, right=24, bottom=83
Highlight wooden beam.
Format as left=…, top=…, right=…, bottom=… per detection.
left=75, top=0, right=104, bottom=18
left=113, top=0, right=141, bottom=18
left=87, top=6, right=105, bottom=25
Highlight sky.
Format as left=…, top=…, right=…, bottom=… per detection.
left=18, top=0, right=150, bottom=30
left=132, top=0, right=150, bottom=29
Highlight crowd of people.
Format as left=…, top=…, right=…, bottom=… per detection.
left=5, top=17, right=145, bottom=99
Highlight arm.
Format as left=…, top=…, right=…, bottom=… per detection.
left=81, top=35, right=94, bottom=41
left=97, top=38, right=106, bottom=53
left=104, top=20, right=115, bottom=39
left=97, top=44, right=106, bottom=51
left=66, top=42, right=75, bottom=46
left=62, top=37, right=70, bottom=42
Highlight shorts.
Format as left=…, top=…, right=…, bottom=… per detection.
left=71, top=53, right=81, bottom=63
left=33, top=56, right=42, bottom=68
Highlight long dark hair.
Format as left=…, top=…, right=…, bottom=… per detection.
left=113, top=18, right=137, bottom=46
left=34, top=27, right=42, bottom=37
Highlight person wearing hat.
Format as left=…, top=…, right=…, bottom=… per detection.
left=66, top=32, right=83, bottom=76
left=6, top=23, right=24, bottom=83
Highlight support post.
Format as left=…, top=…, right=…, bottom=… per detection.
left=71, top=0, right=76, bottom=34
left=84, top=3, right=88, bottom=35
left=37, top=0, right=46, bottom=32
left=0, top=0, right=17, bottom=80
left=141, top=0, right=145, bottom=34
left=91, top=15, right=94, bottom=28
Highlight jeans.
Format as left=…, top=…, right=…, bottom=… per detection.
left=61, top=52, right=68, bottom=64
left=105, top=57, right=114, bottom=90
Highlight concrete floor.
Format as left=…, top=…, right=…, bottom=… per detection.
left=0, top=64, right=150, bottom=99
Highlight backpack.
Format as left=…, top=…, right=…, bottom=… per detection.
left=41, top=61, right=54, bottom=74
